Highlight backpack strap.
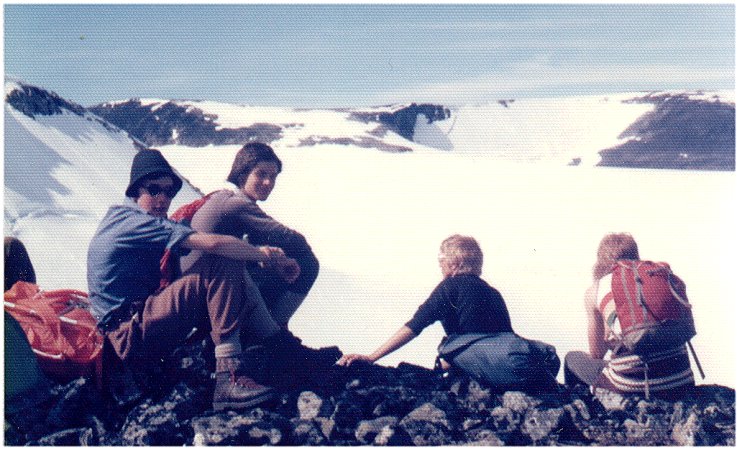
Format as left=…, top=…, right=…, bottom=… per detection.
left=633, top=261, right=650, bottom=321
left=686, top=341, right=706, bottom=380
left=666, top=271, right=691, bottom=309
left=437, top=333, right=492, bottom=361
left=618, top=261, right=639, bottom=326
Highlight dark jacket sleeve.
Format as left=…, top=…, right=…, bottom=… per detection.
left=405, top=281, right=447, bottom=335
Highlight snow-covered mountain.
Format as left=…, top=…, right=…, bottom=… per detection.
left=89, top=91, right=735, bottom=170
left=4, top=78, right=201, bottom=290
left=4, top=78, right=736, bottom=388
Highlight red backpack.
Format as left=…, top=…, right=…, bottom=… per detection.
left=159, top=191, right=221, bottom=291
left=605, top=260, right=704, bottom=378
left=607, top=260, right=694, bottom=352
left=4, top=281, right=104, bottom=385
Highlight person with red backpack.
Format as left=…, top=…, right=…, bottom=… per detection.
left=87, top=149, right=299, bottom=410
left=564, top=233, right=698, bottom=400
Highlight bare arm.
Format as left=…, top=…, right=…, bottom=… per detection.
left=337, top=326, right=417, bottom=366
left=585, top=283, right=608, bottom=359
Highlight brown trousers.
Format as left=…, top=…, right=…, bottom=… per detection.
left=106, top=254, right=252, bottom=368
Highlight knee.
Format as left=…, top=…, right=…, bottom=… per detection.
left=292, top=252, right=319, bottom=294
left=301, top=253, right=319, bottom=285
left=564, top=350, right=587, bottom=366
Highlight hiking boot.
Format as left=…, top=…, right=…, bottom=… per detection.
left=213, top=357, right=275, bottom=411
left=259, top=330, right=342, bottom=388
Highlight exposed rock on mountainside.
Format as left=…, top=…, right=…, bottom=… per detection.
left=599, top=93, right=735, bottom=170
left=7, top=78, right=733, bottom=169
left=350, top=103, right=452, bottom=141
left=5, top=83, right=86, bottom=118
left=4, top=339, right=735, bottom=446
left=90, top=100, right=451, bottom=149
left=89, top=100, right=283, bottom=147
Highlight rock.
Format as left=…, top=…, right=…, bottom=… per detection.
left=594, top=388, right=630, bottom=411
left=399, top=403, right=454, bottom=446
left=400, top=402, right=450, bottom=429
left=332, top=397, right=367, bottom=431
left=6, top=83, right=85, bottom=118
left=350, top=103, right=451, bottom=141
left=190, top=409, right=287, bottom=445
left=490, top=405, right=521, bottom=434
left=671, top=412, right=701, bottom=446
left=564, top=398, right=591, bottom=421
left=522, top=407, right=565, bottom=443
left=465, top=428, right=505, bottom=446
left=120, top=383, right=199, bottom=446
left=89, top=100, right=283, bottom=147
left=297, top=391, right=324, bottom=420
left=291, top=420, right=326, bottom=445
left=501, top=391, right=542, bottom=413
left=31, top=427, right=97, bottom=446
left=465, top=380, right=494, bottom=410
left=46, top=377, right=98, bottom=429
left=355, top=416, right=398, bottom=444
left=624, top=415, right=671, bottom=446
left=7, top=336, right=735, bottom=446
left=315, top=417, right=335, bottom=439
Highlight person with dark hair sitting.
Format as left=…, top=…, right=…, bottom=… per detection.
left=180, top=143, right=320, bottom=349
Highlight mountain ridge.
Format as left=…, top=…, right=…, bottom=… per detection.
left=87, top=89, right=734, bottom=170
left=6, top=77, right=734, bottom=170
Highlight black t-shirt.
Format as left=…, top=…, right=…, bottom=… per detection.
left=405, top=274, right=513, bottom=336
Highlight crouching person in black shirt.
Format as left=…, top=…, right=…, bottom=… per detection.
left=337, top=235, right=559, bottom=391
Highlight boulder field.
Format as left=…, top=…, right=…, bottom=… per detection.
left=5, top=338, right=734, bottom=446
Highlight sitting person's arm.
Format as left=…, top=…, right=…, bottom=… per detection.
left=585, top=283, right=607, bottom=359
left=338, top=275, right=448, bottom=367
left=238, top=201, right=317, bottom=287
left=337, top=326, right=417, bottom=366
left=182, top=232, right=300, bottom=281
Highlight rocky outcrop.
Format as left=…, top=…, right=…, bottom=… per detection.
left=351, top=104, right=452, bottom=141
left=89, top=100, right=284, bottom=147
left=90, top=99, right=452, bottom=150
left=6, top=84, right=86, bottom=119
left=5, top=338, right=734, bottom=446
left=598, top=93, right=735, bottom=171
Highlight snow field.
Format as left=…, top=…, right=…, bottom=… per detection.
left=162, top=142, right=736, bottom=387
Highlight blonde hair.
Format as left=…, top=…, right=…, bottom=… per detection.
left=440, top=235, right=483, bottom=276
left=593, top=233, right=639, bottom=280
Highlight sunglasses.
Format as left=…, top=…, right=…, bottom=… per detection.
left=143, top=183, right=178, bottom=198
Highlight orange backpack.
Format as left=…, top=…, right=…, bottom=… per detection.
left=4, top=281, right=104, bottom=385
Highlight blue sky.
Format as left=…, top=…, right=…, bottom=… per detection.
left=4, top=4, right=734, bottom=107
